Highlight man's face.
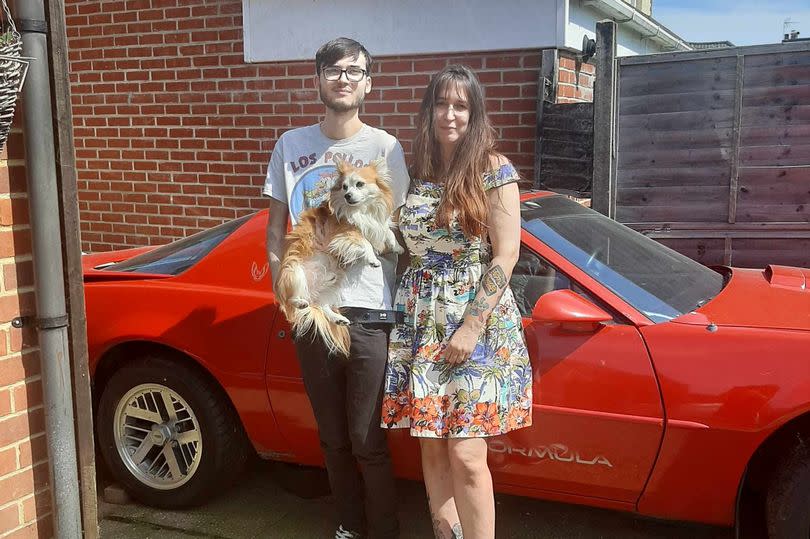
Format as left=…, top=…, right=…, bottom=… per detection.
left=316, top=54, right=372, bottom=113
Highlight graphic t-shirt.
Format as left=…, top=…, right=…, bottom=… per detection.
left=263, top=123, right=410, bottom=310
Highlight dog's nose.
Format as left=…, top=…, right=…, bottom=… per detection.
left=344, top=194, right=352, bottom=201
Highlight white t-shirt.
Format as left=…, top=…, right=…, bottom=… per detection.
left=263, top=123, right=410, bottom=310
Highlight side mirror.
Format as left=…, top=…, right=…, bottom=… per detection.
left=531, top=289, right=612, bottom=333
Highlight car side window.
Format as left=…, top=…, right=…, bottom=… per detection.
left=510, top=246, right=572, bottom=317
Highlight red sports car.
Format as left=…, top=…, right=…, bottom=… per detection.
left=83, top=192, right=810, bottom=538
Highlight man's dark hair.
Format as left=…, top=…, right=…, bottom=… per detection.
left=315, top=37, right=372, bottom=76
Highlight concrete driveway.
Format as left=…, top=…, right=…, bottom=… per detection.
left=99, top=459, right=732, bottom=538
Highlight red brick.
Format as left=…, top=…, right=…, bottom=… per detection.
left=0, top=445, right=16, bottom=475
left=21, top=493, right=49, bottom=524
left=502, top=70, right=535, bottom=83
left=0, top=352, right=37, bottom=385
left=379, top=60, right=413, bottom=73
left=558, top=69, right=576, bottom=84
left=0, top=197, right=28, bottom=227
left=3, top=511, right=52, bottom=539
left=558, top=84, right=576, bottom=98
left=578, top=73, right=594, bottom=87
left=6, top=323, right=32, bottom=353
left=17, top=436, right=47, bottom=469
left=397, top=74, right=430, bottom=87
left=0, top=409, right=45, bottom=448
left=12, top=380, right=41, bottom=412
left=412, top=58, right=447, bottom=72
left=0, top=389, right=11, bottom=417
left=485, top=55, right=521, bottom=69
left=0, top=469, right=33, bottom=507
left=0, top=503, right=20, bottom=535
left=559, top=55, right=577, bottom=70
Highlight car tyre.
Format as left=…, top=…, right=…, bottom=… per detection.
left=766, top=436, right=810, bottom=538
left=97, top=354, right=249, bottom=508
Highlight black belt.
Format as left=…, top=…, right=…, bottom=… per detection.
left=341, top=307, right=405, bottom=324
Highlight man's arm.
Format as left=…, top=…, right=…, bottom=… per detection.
left=266, top=197, right=289, bottom=295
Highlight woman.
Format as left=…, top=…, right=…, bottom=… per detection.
left=381, top=65, right=532, bottom=539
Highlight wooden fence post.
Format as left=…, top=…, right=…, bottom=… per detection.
left=534, top=48, right=558, bottom=188
left=592, top=20, right=618, bottom=217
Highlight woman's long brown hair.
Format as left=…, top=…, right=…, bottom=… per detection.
left=411, top=65, right=496, bottom=238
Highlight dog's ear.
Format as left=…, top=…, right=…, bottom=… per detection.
left=335, top=159, right=351, bottom=175
left=371, top=156, right=391, bottom=184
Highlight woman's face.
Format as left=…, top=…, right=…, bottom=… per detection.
left=433, top=82, right=470, bottom=151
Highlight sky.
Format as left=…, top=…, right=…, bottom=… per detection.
left=652, top=0, right=810, bottom=46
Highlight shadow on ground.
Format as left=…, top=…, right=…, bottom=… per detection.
left=99, top=459, right=732, bottom=538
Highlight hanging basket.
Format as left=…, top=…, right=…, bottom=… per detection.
left=0, top=0, right=30, bottom=154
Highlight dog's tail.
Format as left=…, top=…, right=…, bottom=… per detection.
left=290, top=306, right=350, bottom=358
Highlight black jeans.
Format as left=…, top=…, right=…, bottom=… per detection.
left=294, top=322, right=399, bottom=539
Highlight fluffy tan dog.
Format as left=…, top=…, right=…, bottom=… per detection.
left=276, top=158, right=403, bottom=356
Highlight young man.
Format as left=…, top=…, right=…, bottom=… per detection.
left=263, top=38, right=409, bottom=539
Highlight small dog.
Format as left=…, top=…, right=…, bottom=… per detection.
left=276, top=158, right=403, bottom=356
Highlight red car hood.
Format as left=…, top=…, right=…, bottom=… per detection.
left=675, top=265, right=810, bottom=332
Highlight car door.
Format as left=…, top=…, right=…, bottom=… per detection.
left=489, top=243, right=665, bottom=504
left=264, top=311, right=328, bottom=463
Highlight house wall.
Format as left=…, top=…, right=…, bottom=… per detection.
left=568, top=0, right=672, bottom=56
left=65, top=0, right=546, bottom=251
left=0, top=115, right=52, bottom=537
left=623, top=0, right=652, bottom=16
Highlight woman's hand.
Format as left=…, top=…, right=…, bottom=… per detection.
left=443, top=324, right=479, bottom=365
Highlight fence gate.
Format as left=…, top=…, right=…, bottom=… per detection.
left=593, top=24, right=810, bottom=269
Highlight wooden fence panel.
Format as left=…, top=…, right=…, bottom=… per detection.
left=607, top=41, right=810, bottom=269
left=536, top=102, right=594, bottom=195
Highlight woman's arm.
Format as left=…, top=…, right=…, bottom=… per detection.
left=443, top=180, right=521, bottom=364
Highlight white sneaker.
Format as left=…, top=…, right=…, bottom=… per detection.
left=334, top=524, right=362, bottom=539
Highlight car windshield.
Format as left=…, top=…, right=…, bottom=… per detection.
left=521, top=196, right=724, bottom=323
left=102, top=214, right=252, bottom=275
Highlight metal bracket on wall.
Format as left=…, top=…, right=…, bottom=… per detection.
left=17, top=18, right=48, bottom=33
left=541, top=77, right=554, bottom=103
left=11, top=315, right=69, bottom=329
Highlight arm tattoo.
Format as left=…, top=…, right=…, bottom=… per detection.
left=467, top=296, right=489, bottom=323
left=481, top=264, right=507, bottom=296
left=451, top=523, right=464, bottom=538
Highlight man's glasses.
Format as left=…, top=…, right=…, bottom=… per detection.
left=321, top=66, right=368, bottom=82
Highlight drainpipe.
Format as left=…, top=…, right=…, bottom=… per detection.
left=15, top=0, right=82, bottom=537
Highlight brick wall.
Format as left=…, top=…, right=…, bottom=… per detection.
left=65, top=0, right=541, bottom=252
left=0, top=118, right=52, bottom=536
left=557, top=54, right=595, bottom=104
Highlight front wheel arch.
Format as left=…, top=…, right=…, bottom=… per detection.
left=93, top=341, right=236, bottom=415
left=737, top=411, right=810, bottom=537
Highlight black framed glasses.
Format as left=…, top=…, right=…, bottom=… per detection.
left=321, top=66, right=368, bottom=82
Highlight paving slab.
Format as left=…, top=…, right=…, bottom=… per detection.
left=99, top=459, right=732, bottom=539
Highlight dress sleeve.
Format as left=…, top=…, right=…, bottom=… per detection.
left=483, top=162, right=520, bottom=191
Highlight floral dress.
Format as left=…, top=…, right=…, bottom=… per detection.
left=381, top=163, right=533, bottom=438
